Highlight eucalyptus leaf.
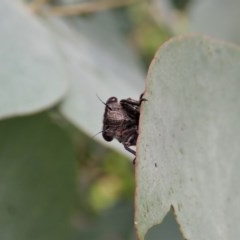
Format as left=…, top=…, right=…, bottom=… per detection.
left=135, top=35, right=240, bottom=240
left=0, top=0, right=68, bottom=120
left=189, top=0, right=240, bottom=44
left=0, top=113, right=77, bottom=240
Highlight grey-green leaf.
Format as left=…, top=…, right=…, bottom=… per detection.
left=0, top=1, right=68, bottom=120
left=135, top=35, right=240, bottom=240
left=189, top=0, right=240, bottom=44
left=0, top=113, right=76, bottom=240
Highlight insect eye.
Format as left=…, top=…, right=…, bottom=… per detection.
left=106, top=97, right=117, bottom=104
left=102, top=132, right=113, bottom=142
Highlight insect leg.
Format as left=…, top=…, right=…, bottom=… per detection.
left=123, top=130, right=137, bottom=164
left=123, top=144, right=136, bottom=164
left=139, top=93, right=147, bottom=106
left=123, top=144, right=136, bottom=156
left=120, top=94, right=147, bottom=107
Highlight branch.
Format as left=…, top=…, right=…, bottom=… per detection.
left=46, top=0, right=135, bottom=16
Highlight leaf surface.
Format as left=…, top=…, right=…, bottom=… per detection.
left=189, top=0, right=240, bottom=44
left=0, top=113, right=76, bottom=240
left=135, top=35, right=240, bottom=240
left=0, top=0, right=68, bottom=119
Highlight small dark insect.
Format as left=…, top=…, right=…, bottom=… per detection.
left=101, top=94, right=146, bottom=164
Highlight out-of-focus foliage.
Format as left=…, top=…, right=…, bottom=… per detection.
left=128, top=1, right=172, bottom=67
left=0, top=113, right=77, bottom=240
left=170, top=0, right=191, bottom=10
left=189, top=0, right=240, bottom=44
